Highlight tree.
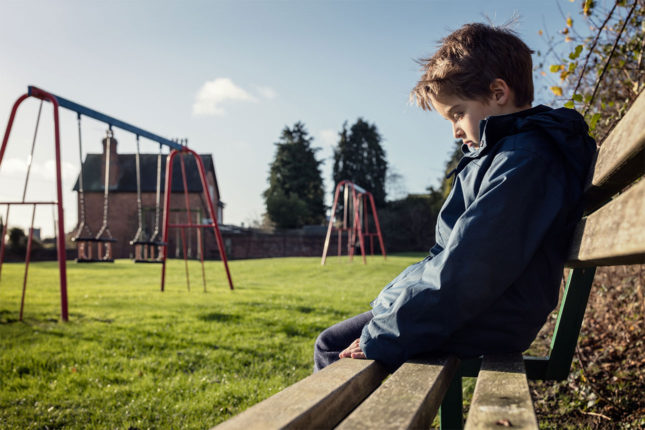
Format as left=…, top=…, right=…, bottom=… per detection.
left=8, top=227, right=27, bottom=254
left=537, top=0, right=643, bottom=140
left=332, top=118, right=388, bottom=207
left=439, top=141, right=464, bottom=199
left=263, top=122, right=325, bottom=229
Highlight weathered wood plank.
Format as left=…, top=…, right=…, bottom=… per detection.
left=465, top=354, right=538, bottom=430
left=567, top=177, right=645, bottom=267
left=584, top=90, right=645, bottom=211
left=211, top=358, right=387, bottom=430
left=336, top=356, right=459, bottom=430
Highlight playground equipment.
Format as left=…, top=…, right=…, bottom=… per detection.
left=0, top=86, right=234, bottom=321
left=130, top=138, right=166, bottom=264
left=0, top=99, right=59, bottom=320
left=321, top=180, right=386, bottom=265
left=73, top=123, right=118, bottom=263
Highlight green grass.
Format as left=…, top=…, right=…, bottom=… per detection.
left=0, top=255, right=423, bottom=429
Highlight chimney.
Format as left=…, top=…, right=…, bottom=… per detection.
left=101, top=131, right=119, bottom=189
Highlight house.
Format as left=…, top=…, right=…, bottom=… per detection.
left=72, top=135, right=225, bottom=259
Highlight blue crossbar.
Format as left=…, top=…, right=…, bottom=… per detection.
left=28, top=85, right=183, bottom=151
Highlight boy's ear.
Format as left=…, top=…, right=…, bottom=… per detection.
left=489, top=78, right=511, bottom=106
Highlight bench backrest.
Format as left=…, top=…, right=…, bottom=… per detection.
left=543, top=90, right=645, bottom=379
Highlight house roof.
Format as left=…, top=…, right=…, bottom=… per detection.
left=72, top=153, right=220, bottom=197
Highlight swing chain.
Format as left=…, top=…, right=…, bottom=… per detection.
left=74, top=113, right=92, bottom=239
left=95, top=128, right=113, bottom=240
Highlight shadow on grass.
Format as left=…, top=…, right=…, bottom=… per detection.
left=0, top=310, right=59, bottom=325
left=241, top=301, right=348, bottom=318
left=198, top=312, right=241, bottom=323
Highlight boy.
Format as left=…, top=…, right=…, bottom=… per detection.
left=314, top=23, right=596, bottom=371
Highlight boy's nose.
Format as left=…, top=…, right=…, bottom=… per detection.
left=452, top=124, right=463, bottom=139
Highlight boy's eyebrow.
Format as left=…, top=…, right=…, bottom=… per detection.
left=446, top=105, right=462, bottom=117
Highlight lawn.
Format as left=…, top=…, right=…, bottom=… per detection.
left=0, top=255, right=421, bottom=429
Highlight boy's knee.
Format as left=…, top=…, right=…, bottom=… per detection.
left=314, top=328, right=331, bottom=353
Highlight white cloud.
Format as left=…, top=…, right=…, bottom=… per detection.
left=43, top=160, right=77, bottom=182
left=0, top=158, right=77, bottom=184
left=0, top=157, right=27, bottom=175
left=256, top=86, right=277, bottom=100
left=192, top=78, right=258, bottom=116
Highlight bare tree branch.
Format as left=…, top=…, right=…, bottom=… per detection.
left=583, top=1, right=637, bottom=116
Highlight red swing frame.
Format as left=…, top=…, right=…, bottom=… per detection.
left=0, top=88, right=69, bottom=321
left=321, top=180, right=386, bottom=265
left=160, top=147, right=233, bottom=291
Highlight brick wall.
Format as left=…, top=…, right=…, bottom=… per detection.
left=217, top=228, right=385, bottom=261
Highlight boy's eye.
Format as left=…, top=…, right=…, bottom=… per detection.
left=452, top=112, right=463, bottom=121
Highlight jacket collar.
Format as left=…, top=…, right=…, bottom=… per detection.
left=461, top=105, right=552, bottom=158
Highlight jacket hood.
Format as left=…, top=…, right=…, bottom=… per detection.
left=475, top=105, right=597, bottom=183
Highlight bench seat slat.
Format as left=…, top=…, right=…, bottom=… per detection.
left=584, top=90, right=645, bottom=211
left=567, top=177, right=645, bottom=267
left=211, top=359, right=387, bottom=430
left=336, top=356, right=459, bottom=430
left=465, top=354, right=538, bottom=430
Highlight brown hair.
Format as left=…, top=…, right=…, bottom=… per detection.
left=412, top=23, right=534, bottom=110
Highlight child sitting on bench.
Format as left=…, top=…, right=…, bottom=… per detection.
left=314, top=22, right=597, bottom=371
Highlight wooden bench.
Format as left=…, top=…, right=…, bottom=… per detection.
left=212, top=91, right=645, bottom=430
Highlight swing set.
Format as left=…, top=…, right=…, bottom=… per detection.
left=0, top=86, right=234, bottom=321
left=321, top=180, right=386, bottom=265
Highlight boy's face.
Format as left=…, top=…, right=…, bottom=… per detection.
left=430, top=92, right=503, bottom=149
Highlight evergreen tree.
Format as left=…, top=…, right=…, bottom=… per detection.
left=439, top=141, right=464, bottom=199
left=263, top=122, right=325, bottom=229
left=332, top=118, right=388, bottom=207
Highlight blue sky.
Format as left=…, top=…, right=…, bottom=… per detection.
left=0, top=0, right=581, bottom=236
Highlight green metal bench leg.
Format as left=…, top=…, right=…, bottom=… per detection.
left=546, top=267, right=596, bottom=380
left=440, top=373, right=463, bottom=429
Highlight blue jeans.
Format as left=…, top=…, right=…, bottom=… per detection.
left=313, top=311, right=373, bottom=372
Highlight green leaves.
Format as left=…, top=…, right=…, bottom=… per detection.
left=569, top=45, right=584, bottom=60
left=589, top=112, right=601, bottom=131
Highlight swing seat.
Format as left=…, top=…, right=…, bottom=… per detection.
left=74, top=237, right=117, bottom=263
left=131, top=240, right=167, bottom=264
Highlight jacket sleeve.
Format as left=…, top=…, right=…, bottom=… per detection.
left=360, top=146, right=566, bottom=366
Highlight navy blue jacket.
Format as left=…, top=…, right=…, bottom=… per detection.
left=360, top=105, right=597, bottom=367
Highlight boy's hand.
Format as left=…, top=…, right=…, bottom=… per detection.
left=339, top=338, right=366, bottom=359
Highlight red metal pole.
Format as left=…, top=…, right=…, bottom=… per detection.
left=353, top=191, right=366, bottom=264
left=188, top=148, right=234, bottom=290
left=160, top=150, right=176, bottom=292
left=321, top=181, right=342, bottom=265
left=0, top=205, right=10, bottom=282
left=363, top=194, right=373, bottom=255
left=52, top=101, right=69, bottom=322
left=19, top=204, right=37, bottom=321
left=180, top=224, right=190, bottom=291
left=198, top=225, right=206, bottom=293
left=349, top=185, right=357, bottom=261
left=179, top=153, right=192, bottom=292
left=0, top=94, right=30, bottom=166
left=368, top=193, right=387, bottom=259
left=0, top=96, right=30, bottom=286
left=5, top=89, right=69, bottom=321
